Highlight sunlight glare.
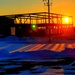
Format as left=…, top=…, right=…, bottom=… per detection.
left=64, top=17, right=69, bottom=23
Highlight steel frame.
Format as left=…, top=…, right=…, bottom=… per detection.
left=1, top=12, right=73, bottom=25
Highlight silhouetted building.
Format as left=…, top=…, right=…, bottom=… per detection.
left=0, top=16, right=14, bottom=36
left=0, top=12, right=74, bottom=40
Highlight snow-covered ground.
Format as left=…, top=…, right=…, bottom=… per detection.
left=0, top=36, right=75, bottom=60
left=0, top=58, right=75, bottom=75
left=0, top=36, right=75, bottom=75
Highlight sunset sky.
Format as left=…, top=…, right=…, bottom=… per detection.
left=0, top=0, right=75, bottom=24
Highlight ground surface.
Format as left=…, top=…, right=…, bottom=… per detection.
left=0, top=36, right=75, bottom=75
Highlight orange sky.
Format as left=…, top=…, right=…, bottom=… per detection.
left=0, top=0, right=75, bottom=25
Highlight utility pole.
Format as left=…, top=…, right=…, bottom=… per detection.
left=48, top=0, right=50, bottom=43
left=43, top=0, right=52, bottom=43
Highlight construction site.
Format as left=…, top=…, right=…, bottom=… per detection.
left=0, top=0, right=74, bottom=41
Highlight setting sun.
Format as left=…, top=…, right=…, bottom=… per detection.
left=64, top=17, right=69, bottom=23
left=62, top=16, right=72, bottom=24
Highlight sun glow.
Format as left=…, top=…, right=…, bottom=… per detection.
left=64, top=17, right=69, bottom=23
left=62, top=16, right=72, bottom=24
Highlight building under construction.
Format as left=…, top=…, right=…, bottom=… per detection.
left=0, top=12, right=74, bottom=40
